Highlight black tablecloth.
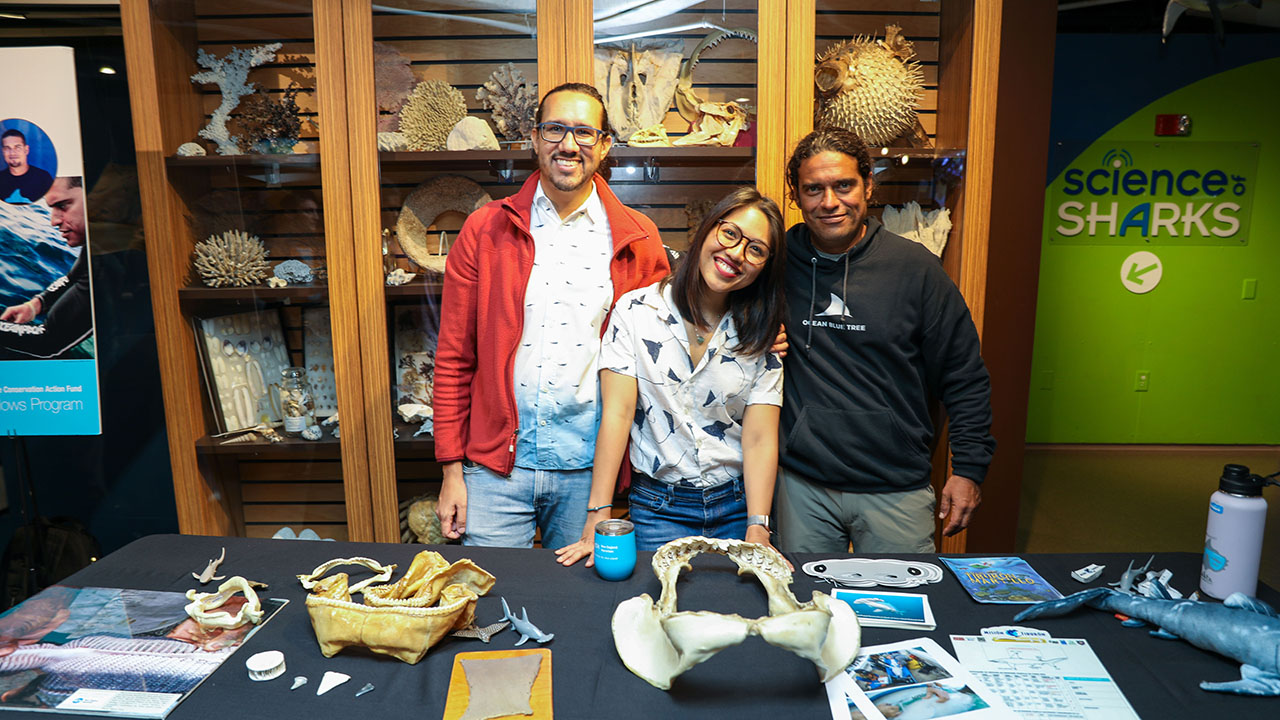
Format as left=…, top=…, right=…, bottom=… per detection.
left=21, top=535, right=1280, bottom=719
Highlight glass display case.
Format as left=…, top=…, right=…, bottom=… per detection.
left=125, top=0, right=1042, bottom=550
left=124, top=0, right=363, bottom=539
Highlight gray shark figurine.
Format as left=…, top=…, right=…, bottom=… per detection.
left=1014, top=586, right=1280, bottom=696
left=500, top=596, right=554, bottom=646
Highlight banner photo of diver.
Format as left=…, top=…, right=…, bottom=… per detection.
left=0, top=47, right=101, bottom=436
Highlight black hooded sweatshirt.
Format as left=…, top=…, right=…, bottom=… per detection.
left=779, top=217, right=995, bottom=493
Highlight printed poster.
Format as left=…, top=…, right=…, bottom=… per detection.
left=0, top=585, right=286, bottom=718
left=0, top=47, right=101, bottom=435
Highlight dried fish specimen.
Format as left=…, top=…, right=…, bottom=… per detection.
left=374, top=42, right=416, bottom=132
left=302, top=550, right=496, bottom=664
left=240, top=83, right=303, bottom=154
left=176, top=142, right=206, bottom=157
left=190, top=43, right=282, bottom=155
left=594, top=40, right=682, bottom=141
left=672, top=101, right=747, bottom=147
left=675, top=28, right=758, bottom=122
left=475, top=62, right=537, bottom=142
left=815, top=25, right=925, bottom=146
left=396, top=176, right=491, bottom=271
left=193, top=229, right=270, bottom=288
left=399, top=80, right=468, bottom=151
left=627, top=123, right=672, bottom=147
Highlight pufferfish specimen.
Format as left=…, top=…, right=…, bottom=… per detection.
left=814, top=25, right=925, bottom=147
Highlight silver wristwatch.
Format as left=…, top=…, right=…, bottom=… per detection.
left=746, top=514, right=771, bottom=531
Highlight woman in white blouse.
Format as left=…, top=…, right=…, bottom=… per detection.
left=557, top=187, right=788, bottom=564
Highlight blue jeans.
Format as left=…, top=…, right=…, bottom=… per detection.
left=628, top=474, right=746, bottom=551
left=461, top=462, right=592, bottom=550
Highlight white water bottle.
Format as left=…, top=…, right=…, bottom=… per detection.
left=1200, top=464, right=1275, bottom=599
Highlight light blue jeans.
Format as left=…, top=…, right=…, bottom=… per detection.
left=628, top=474, right=746, bottom=552
left=460, top=462, right=592, bottom=550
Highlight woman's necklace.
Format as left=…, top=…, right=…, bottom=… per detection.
left=686, top=316, right=717, bottom=346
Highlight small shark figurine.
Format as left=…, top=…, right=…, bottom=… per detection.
left=191, top=547, right=226, bottom=584
left=500, top=596, right=554, bottom=646
left=1014, top=585, right=1280, bottom=695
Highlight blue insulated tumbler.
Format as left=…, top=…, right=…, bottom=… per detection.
left=594, top=519, right=636, bottom=581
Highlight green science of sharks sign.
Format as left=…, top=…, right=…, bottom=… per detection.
left=1047, top=141, right=1258, bottom=245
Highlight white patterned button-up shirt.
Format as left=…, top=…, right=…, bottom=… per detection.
left=512, top=182, right=615, bottom=469
left=601, top=282, right=783, bottom=488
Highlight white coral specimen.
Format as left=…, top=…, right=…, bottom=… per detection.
left=377, top=131, right=408, bottom=152
left=190, top=43, right=282, bottom=156
left=815, top=25, right=924, bottom=146
left=476, top=63, right=537, bottom=142
left=398, top=80, right=467, bottom=151
left=193, top=229, right=271, bottom=287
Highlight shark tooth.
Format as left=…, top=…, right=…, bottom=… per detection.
left=316, top=671, right=350, bottom=696
left=291, top=676, right=307, bottom=690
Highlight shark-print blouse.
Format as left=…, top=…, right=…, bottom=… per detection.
left=601, top=282, right=783, bottom=489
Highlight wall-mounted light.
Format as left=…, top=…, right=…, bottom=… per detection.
left=98, top=66, right=117, bottom=75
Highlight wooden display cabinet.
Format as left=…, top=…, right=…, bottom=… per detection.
left=123, top=0, right=1053, bottom=549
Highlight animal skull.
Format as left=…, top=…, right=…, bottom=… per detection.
left=612, top=536, right=861, bottom=690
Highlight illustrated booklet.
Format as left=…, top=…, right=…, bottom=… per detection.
left=939, top=556, right=1064, bottom=604
left=825, top=637, right=1017, bottom=720
left=0, top=584, right=286, bottom=718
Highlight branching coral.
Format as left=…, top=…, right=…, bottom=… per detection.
left=240, top=83, right=303, bottom=154
left=193, top=230, right=271, bottom=287
left=190, top=43, right=282, bottom=156
left=476, top=63, right=537, bottom=142
left=398, top=80, right=468, bottom=151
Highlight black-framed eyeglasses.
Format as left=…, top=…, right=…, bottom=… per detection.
left=715, top=220, right=771, bottom=265
left=536, top=122, right=607, bottom=147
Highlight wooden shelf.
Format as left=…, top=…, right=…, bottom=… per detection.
left=165, top=154, right=321, bottom=186
left=378, top=146, right=755, bottom=170
left=193, top=418, right=435, bottom=459
left=385, top=277, right=444, bottom=299
left=195, top=431, right=340, bottom=459
left=178, top=283, right=330, bottom=314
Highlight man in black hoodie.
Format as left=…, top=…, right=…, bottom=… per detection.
left=774, top=129, right=994, bottom=553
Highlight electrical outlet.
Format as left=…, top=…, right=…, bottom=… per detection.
left=1243, top=278, right=1257, bottom=300
left=1135, top=371, right=1150, bottom=392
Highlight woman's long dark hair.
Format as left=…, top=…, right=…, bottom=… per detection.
left=664, top=187, right=787, bottom=357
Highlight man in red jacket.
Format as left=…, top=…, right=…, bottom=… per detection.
left=433, top=83, right=670, bottom=549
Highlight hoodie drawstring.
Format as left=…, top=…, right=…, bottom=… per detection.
left=842, top=253, right=850, bottom=319
left=806, top=257, right=818, bottom=350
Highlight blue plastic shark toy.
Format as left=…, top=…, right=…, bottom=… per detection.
left=500, top=596, right=554, bottom=646
left=1014, top=586, right=1280, bottom=696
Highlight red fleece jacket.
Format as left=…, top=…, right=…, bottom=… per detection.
left=433, top=172, right=670, bottom=475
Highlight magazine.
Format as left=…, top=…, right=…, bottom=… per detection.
left=825, top=637, right=1017, bottom=720
left=0, top=585, right=286, bottom=718
left=831, top=589, right=936, bottom=630
left=939, top=556, right=1064, bottom=604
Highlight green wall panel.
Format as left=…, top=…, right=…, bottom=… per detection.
left=1027, top=58, right=1280, bottom=443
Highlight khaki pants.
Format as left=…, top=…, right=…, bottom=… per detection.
left=774, top=467, right=936, bottom=554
